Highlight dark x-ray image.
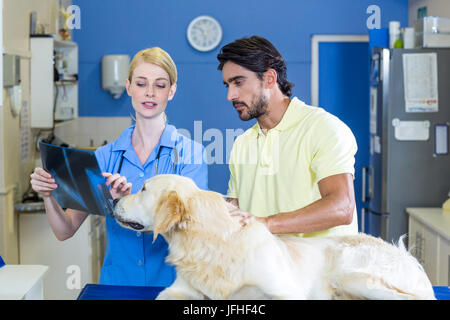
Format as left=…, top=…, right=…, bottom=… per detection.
left=39, top=142, right=114, bottom=216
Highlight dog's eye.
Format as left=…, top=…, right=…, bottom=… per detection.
left=142, top=185, right=146, bottom=191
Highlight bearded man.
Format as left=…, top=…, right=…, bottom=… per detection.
left=218, top=36, right=359, bottom=238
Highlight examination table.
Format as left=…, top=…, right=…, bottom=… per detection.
left=77, top=284, right=450, bottom=300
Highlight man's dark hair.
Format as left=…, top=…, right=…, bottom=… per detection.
left=217, top=36, right=294, bottom=97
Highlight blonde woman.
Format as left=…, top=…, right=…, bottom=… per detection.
left=30, top=48, right=208, bottom=287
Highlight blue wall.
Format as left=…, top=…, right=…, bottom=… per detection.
left=73, top=0, right=408, bottom=193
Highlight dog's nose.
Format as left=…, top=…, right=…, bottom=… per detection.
left=113, top=198, right=120, bottom=208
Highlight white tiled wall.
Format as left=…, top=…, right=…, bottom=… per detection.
left=54, top=117, right=132, bottom=147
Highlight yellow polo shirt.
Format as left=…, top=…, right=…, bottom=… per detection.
left=227, top=97, right=358, bottom=237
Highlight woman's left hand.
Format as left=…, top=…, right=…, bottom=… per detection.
left=102, top=172, right=132, bottom=200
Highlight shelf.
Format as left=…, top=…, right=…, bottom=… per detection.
left=54, top=39, right=77, bottom=48
left=55, top=80, right=77, bottom=86
left=54, top=118, right=76, bottom=127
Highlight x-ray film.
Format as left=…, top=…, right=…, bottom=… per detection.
left=39, top=142, right=114, bottom=216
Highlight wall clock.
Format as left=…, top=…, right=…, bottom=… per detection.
left=187, top=15, right=222, bottom=52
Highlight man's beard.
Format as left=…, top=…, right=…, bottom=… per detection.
left=234, top=92, right=268, bottom=121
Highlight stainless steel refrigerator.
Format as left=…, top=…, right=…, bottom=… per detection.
left=363, top=47, right=450, bottom=244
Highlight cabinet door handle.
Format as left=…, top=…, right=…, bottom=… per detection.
left=361, top=208, right=367, bottom=233
left=361, top=167, right=370, bottom=202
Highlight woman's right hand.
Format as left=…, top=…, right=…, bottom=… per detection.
left=30, top=167, right=57, bottom=198
left=102, top=172, right=132, bottom=200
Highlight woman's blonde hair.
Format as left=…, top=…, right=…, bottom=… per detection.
left=128, top=47, right=177, bottom=85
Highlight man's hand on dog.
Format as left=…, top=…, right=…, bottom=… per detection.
left=227, top=205, right=269, bottom=229
left=229, top=207, right=253, bottom=227
left=102, top=172, right=132, bottom=200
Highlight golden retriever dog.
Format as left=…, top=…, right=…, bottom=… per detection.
left=113, top=174, right=435, bottom=300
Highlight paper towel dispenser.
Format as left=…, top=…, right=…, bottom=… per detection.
left=101, top=54, right=130, bottom=99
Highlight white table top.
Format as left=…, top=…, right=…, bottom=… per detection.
left=406, top=207, right=450, bottom=241
left=0, top=265, right=48, bottom=300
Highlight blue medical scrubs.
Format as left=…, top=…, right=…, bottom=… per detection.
left=95, top=124, right=208, bottom=286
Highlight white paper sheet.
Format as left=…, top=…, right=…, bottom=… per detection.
left=402, top=53, right=438, bottom=112
left=370, top=87, right=377, bottom=134
left=20, top=100, right=30, bottom=162
left=392, top=118, right=430, bottom=141
left=435, top=124, right=449, bottom=155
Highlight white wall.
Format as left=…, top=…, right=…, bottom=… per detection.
left=54, top=117, right=131, bottom=148
left=0, top=0, right=69, bottom=264
left=409, top=0, right=450, bottom=27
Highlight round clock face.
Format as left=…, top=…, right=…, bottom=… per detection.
left=187, top=16, right=222, bottom=52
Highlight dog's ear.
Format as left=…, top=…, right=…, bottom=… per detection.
left=153, top=190, right=190, bottom=241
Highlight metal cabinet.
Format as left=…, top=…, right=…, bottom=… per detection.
left=30, top=37, right=78, bottom=128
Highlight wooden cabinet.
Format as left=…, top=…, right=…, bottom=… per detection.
left=439, top=239, right=450, bottom=286
left=19, top=212, right=105, bottom=300
left=407, top=208, right=450, bottom=286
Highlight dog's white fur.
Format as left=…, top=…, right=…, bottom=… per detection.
left=113, top=174, right=435, bottom=300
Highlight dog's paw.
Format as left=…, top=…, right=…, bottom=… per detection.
left=156, top=289, right=187, bottom=300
